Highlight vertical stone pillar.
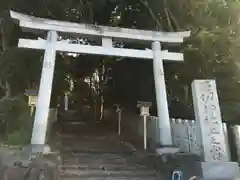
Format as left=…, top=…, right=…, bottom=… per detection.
left=191, top=80, right=238, bottom=179
left=31, top=31, right=58, bottom=146
left=192, top=80, right=228, bottom=161
left=64, top=93, right=68, bottom=111
left=115, top=104, right=123, bottom=136
left=152, top=42, right=176, bottom=154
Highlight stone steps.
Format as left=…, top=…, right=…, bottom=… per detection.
left=60, top=154, right=161, bottom=180
left=62, top=169, right=159, bottom=177
left=60, top=154, right=161, bottom=179
left=61, top=165, right=150, bottom=171
left=58, top=122, right=162, bottom=180
left=62, top=176, right=160, bottom=180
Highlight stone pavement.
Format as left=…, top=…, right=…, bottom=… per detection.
left=56, top=121, right=162, bottom=180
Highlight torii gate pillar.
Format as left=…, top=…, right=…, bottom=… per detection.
left=152, top=42, right=173, bottom=147
left=31, top=31, right=58, bottom=145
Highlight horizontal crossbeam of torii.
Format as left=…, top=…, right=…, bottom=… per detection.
left=10, top=11, right=189, bottom=60
left=10, top=10, right=190, bottom=154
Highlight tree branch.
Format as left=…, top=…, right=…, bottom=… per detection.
left=164, top=7, right=174, bottom=31
left=139, top=0, right=163, bottom=30
left=85, top=0, right=93, bottom=23
left=163, top=0, right=180, bottom=31
left=165, top=5, right=180, bottom=30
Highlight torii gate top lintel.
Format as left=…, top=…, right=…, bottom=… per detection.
left=10, top=10, right=190, bottom=43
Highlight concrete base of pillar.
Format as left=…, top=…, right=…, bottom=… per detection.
left=20, top=144, right=60, bottom=165
left=144, top=152, right=201, bottom=179
left=155, top=145, right=179, bottom=155
left=157, top=153, right=239, bottom=180
left=197, top=161, right=239, bottom=180
left=22, top=144, right=51, bottom=155
left=155, top=145, right=180, bottom=163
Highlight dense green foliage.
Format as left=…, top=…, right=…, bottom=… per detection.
left=0, top=0, right=239, bottom=124
left=0, top=96, right=33, bottom=144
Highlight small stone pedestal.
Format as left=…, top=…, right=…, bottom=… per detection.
left=197, top=161, right=239, bottom=180
left=156, top=145, right=179, bottom=155
left=163, top=154, right=239, bottom=180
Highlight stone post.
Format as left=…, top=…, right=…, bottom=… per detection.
left=114, top=104, right=123, bottom=136
left=64, top=93, right=68, bottom=111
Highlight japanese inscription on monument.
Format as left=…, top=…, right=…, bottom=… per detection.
left=192, top=80, right=228, bottom=162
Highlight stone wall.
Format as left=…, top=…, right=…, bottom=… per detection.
left=117, top=110, right=232, bottom=158
left=107, top=108, right=240, bottom=162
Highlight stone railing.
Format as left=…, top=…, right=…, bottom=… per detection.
left=132, top=116, right=230, bottom=158
left=150, top=116, right=230, bottom=159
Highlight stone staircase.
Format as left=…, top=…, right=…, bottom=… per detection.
left=57, top=121, right=162, bottom=180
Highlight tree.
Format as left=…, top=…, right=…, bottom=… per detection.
left=137, top=0, right=240, bottom=120
left=0, top=0, right=240, bottom=122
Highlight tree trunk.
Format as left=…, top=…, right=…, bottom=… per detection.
left=0, top=22, right=11, bottom=98
left=89, top=73, right=92, bottom=99
left=183, top=85, right=189, bottom=103
left=99, top=60, right=105, bottom=121
left=89, top=73, right=95, bottom=121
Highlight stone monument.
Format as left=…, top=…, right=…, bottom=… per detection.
left=192, top=80, right=238, bottom=179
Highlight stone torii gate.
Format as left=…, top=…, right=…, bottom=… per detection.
left=10, top=11, right=190, bottom=153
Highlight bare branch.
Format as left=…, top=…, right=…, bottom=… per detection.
left=139, top=0, right=163, bottom=30
left=140, top=0, right=180, bottom=31
left=165, top=6, right=180, bottom=30
left=164, top=7, right=174, bottom=31
left=85, top=0, right=94, bottom=23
